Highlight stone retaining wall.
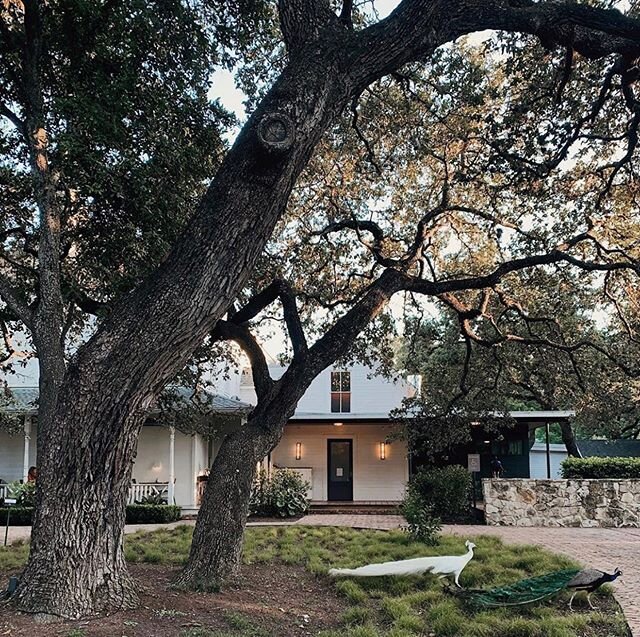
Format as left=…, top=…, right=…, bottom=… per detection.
left=483, top=478, right=640, bottom=527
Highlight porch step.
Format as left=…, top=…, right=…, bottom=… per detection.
left=310, top=502, right=401, bottom=515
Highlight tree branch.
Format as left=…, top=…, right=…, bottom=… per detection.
left=229, top=280, right=308, bottom=360
left=277, top=0, right=336, bottom=54
left=213, top=320, right=274, bottom=402
left=350, top=0, right=640, bottom=89
left=22, top=0, right=64, bottom=348
left=0, top=101, right=25, bottom=134
left=0, top=274, right=33, bottom=328
left=277, top=280, right=308, bottom=360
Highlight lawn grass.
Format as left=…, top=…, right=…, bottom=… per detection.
left=0, top=525, right=629, bottom=637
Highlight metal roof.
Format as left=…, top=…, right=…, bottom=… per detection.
left=577, top=439, right=640, bottom=458
left=510, top=410, right=575, bottom=420
left=1, top=386, right=39, bottom=414
left=289, top=409, right=575, bottom=423
left=0, top=386, right=252, bottom=416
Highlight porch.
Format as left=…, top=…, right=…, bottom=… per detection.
left=0, top=386, right=253, bottom=513
left=267, top=420, right=409, bottom=503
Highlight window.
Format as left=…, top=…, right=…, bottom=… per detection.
left=331, top=371, right=351, bottom=412
left=240, top=367, right=253, bottom=387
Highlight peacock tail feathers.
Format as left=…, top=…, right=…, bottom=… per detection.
left=454, top=569, right=581, bottom=608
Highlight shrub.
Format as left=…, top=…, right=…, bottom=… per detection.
left=400, top=489, right=441, bottom=545
left=407, top=465, right=472, bottom=524
left=561, top=456, right=640, bottom=479
left=125, top=504, right=181, bottom=524
left=0, top=506, right=34, bottom=525
left=249, top=468, right=310, bottom=518
left=0, top=481, right=36, bottom=508
left=135, top=492, right=167, bottom=505
left=249, top=469, right=272, bottom=517
left=14, top=481, right=36, bottom=507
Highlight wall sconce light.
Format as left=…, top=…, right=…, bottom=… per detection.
left=333, top=421, right=343, bottom=427
left=379, top=442, right=386, bottom=460
left=295, top=442, right=302, bottom=460
left=151, top=462, right=162, bottom=472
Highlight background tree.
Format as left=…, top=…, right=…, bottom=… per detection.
left=396, top=272, right=640, bottom=460
left=0, top=0, right=639, bottom=619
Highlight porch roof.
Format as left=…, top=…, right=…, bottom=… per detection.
left=1, top=386, right=39, bottom=414
left=0, top=386, right=253, bottom=417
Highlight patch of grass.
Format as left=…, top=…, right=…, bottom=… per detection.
left=0, top=525, right=629, bottom=637
left=341, top=606, right=372, bottom=627
left=178, top=613, right=270, bottom=637
left=0, top=538, right=29, bottom=572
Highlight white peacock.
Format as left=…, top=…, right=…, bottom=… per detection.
left=329, top=540, right=476, bottom=587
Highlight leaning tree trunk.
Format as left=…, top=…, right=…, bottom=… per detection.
left=16, top=41, right=355, bottom=619
left=176, top=270, right=404, bottom=589
left=173, top=426, right=272, bottom=590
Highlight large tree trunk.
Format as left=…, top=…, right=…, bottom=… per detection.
left=16, top=39, right=355, bottom=618
left=173, top=427, right=272, bottom=590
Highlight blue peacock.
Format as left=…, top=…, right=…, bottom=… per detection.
left=455, top=567, right=622, bottom=609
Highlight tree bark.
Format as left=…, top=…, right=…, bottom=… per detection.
left=173, top=426, right=274, bottom=589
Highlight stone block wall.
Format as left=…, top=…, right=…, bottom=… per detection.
left=483, top=478, right=640, bottom=527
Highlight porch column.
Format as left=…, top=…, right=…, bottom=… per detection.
left=191, top=434, right=197, bottom=508
left=22, top=415, right=31, bottom=482
left=545, top=422, right=551, bottom=479
left=168, top=426, right=175, bottom=505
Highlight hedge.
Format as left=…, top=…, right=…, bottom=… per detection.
left=561, top=456, right=640, bottom=479
left=125, top=504, right=181, bottom=524
left=0, top=504, right=181, bottom=526
left=0, top=507, right=33, bottom=525
left=405, top=465, right=473, bottom=523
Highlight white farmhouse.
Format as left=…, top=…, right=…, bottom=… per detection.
left=0, top=364, right=417, bottom=511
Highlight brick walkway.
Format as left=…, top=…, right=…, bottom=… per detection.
left=294, top=513, right=404, bottom=530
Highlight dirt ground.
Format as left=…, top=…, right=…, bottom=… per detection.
left=0, top=563, right=347, bottom=637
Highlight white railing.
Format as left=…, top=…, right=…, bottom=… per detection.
left=128, top=482, right=170, bottom=504
left=0, top=484, right=7, bottom=501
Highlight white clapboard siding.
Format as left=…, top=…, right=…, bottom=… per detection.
left=529, top=442, right=567, bottom=479
left=239, top=364, right=416, bottom=417
left=0, top=427, right=37, bottom=483
left=272, top=423, right=408, bottom=502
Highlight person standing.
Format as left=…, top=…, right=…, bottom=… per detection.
left=490, top=456, right=505, bottom=478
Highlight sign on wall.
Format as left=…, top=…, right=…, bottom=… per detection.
left=467, top=454, right=481, bottom=473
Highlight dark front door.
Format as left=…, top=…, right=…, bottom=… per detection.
left=328, top=439, right=353, bottom=501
